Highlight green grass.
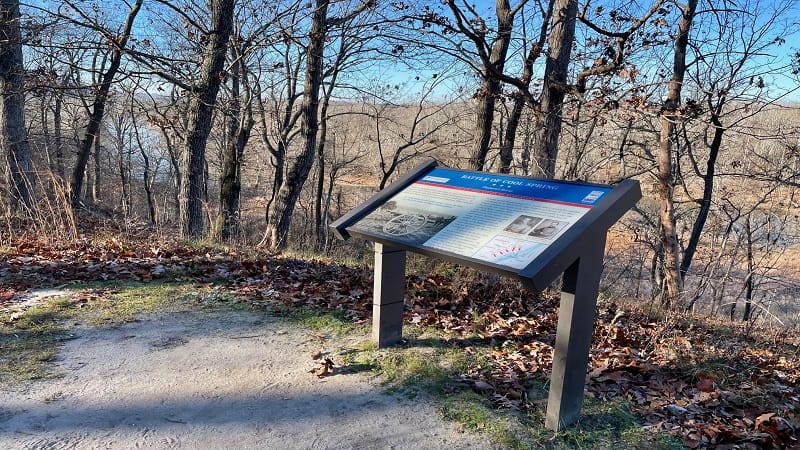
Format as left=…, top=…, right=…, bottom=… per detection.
left=277, top=305, right=367, bottom=335
left=75, top=282, right=194, bottom=326
left=439, top=387, right=687, bottom=450
left=0, top=301, right=72, bottom=385
left=549, top=398, right=660, bottom=450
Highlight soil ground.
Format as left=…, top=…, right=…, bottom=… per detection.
left=0, top=309, right=492, bottom=449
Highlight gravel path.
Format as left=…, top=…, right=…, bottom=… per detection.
left=0, top=310, right=492, bottom=449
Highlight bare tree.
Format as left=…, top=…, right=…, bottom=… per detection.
left=215, top=26, right=254, bottom=240
left=369, top=74, right=467, bottom=189
left=498, top=0, right=553, bottom=174
left=263, top=0, right=375, bottom=250
left=139, top=84, right=186, bottom=223
left=215, top=0, right=302, bottom=240
left=530, top=0, right=578, bottom=178
left=655, top=0, right=697, bottom=307
left=59, top=0, right=143, bottom=208
left=176, top=0, right=236, bottom=238
left=677, top=0, right=798, bottom=283
left=255, top=3, right=305, bottom=229
left=446, top=0, right=526, bottom=171
left=128, top=86, right=157, bottom=225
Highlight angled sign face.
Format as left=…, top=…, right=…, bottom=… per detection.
left=333, top=161, right=639, bottom=290
left=347, top=166, right=612, bottom=272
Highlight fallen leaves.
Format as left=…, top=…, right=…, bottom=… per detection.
left=309, top=358, right=335, bottom=378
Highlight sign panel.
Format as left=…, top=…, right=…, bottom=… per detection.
left=348, top=167, right=612, bottom=271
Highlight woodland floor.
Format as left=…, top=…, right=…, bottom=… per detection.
left=0, top=234, right=798, bottom=449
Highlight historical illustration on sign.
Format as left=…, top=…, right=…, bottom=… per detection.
left=350, top=201, right=456, bottom=246
left=349, top=168, right=611, bottom=270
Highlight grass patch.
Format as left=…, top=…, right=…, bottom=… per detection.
left=548, top=398, right=669, bottom=450
left=442, top=391, right=531, bottom=447
left=337, top=339, right=382, bottom=375
left=277, top=306, right=366, bottom=335
left=440, top=389, right=686, bottom=450
left=378, top=349, right=453, bottom=392
left=0, top=301, right=72, bottom=386
left=76, top=282, right=194, bottom=326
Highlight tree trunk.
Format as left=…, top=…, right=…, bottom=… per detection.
left=314, top=120, right=328, bottom=245
left=321, top=164, right=339, bottom=251
left=258, top=69, right=300, bottom=228
left=130, top=94, right=156, bottom=225
left=467, top=0, right=513, bottom=171
left=68, top=0, right=142, bottom=208
left=469, top=77, right=500, bottom=171
left=54, top=94, right=64, bottom=181
left=534, top=0, right=578, bottom=178
left=141, top=148, right=156, bottom=225
left=91, top=135, right=100, bottom=203
left=264, top=142, right=285, bottom=225
left=179, top=0, right=236, bottom=239
left=313, top=36, right=347, bottom=246
left=0, top=0, right=34, bottom=211
left=657, top=121, right=682, bottom=306
left=742, top=215, right=754, bottom=321
left=657, top=0, right=697, bottom=308
left=161, top=124, right=181, bottom=222
left=499, top=0, right=553, bottom=175
left=217, top=60, right=254, bottom=240
left=264, top=0, right=328, bottom=250
left=499, top=92, right=525, bottom=173
left=117, top=137, right=131, bottom=216
left=680, top=114, right=723, bottom=279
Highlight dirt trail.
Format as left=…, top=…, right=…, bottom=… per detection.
left=0, top=310, right=492, bottom=449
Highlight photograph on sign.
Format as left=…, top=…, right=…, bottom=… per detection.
left=504, top=215, right=542, bottom=234
left=528, top=219, right=566, bottom=239
left=349, top=168, right=611, bottom=270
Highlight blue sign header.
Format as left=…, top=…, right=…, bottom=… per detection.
left=418, top=168, right=611, bottom=207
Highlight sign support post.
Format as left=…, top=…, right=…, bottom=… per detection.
left=372, top=243, right=406, bottom=347
left=545, top=235, right=606, bottom=431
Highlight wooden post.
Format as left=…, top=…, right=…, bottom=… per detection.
left=372, top=243, right=406, bottom=347
left=545, top=236, right=606, bottom=431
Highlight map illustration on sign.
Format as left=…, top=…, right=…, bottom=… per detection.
left=349, top=167, right=612, bottom=270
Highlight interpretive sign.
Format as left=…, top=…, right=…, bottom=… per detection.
left=347, top=166, right=611, bottom=272
left=331, top=160, right=641, bottom=431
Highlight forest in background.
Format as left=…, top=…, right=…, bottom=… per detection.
left=1, top=0, right=799, bottom=327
